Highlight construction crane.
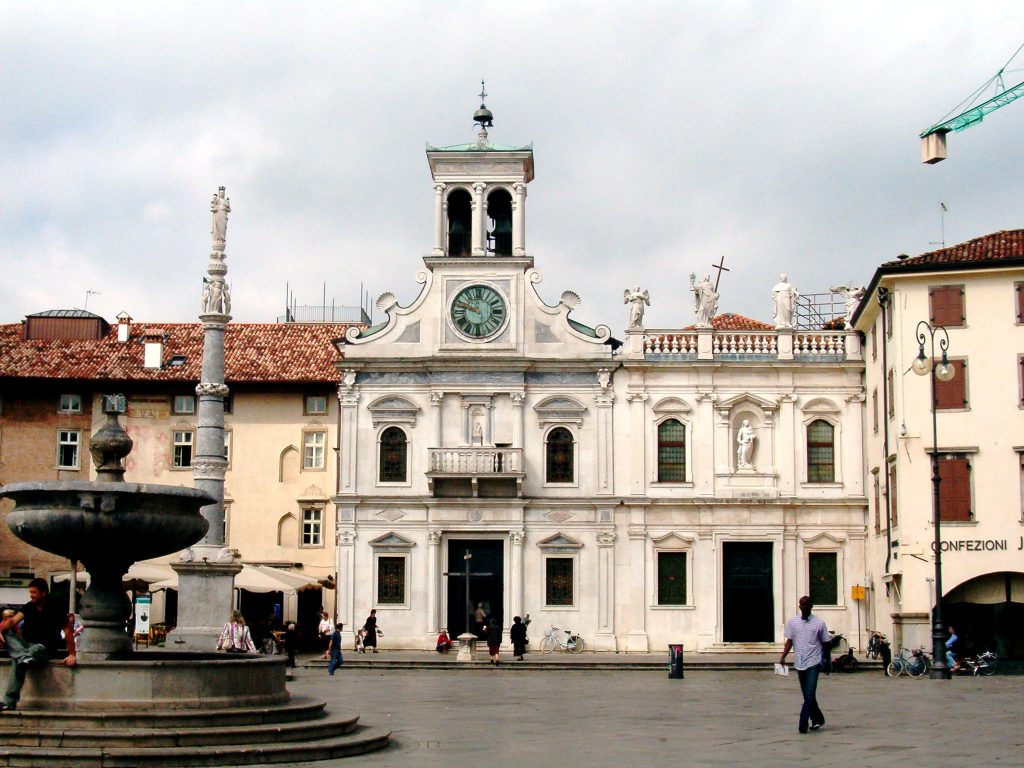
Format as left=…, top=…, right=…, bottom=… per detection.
left=921, top=42, right=1024, bottom=163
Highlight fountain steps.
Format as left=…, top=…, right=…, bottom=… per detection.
left=0, top=701, right=391, bottom=766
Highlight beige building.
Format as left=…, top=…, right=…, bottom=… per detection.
left=0, top=312, right=354, bottom=630
left=853, top=230, right=1024, bottom=658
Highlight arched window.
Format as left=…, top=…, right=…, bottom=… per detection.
left=545, top=427, right=574, bottom=483
left=807, top=419, right=835, bottom=483
left=446, top=189, right=472, bottom=257
left=657, top=419, right=686, bottom=482
left=379, top=427, right=408, bottom=483
left=486, top=188, right=513, bottom=256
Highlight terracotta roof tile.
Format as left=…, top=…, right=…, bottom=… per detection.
left=680, top=313, right=775, bottom=331
left=0, top=323, right=354, bottom=383
left=882, top=229, right=1024, bottom=269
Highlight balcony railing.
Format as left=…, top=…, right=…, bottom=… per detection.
left=641, top=329, right=853, bottom=361
left=428, top=447, right=523, bottom=474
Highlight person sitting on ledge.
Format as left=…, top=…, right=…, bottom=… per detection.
left=0, top=578, right=77, bottom=712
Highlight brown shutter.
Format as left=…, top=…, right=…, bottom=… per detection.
left=929, top=286, right=965, bottom=327
left=1017, top=283, right=1023, bottom=324
left=939, top=457, right=971, bottom=521
left=935, top=359, right=967, bottom=410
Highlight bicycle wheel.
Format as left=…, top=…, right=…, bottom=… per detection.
left=980, top=658, right=997, bottom=676
left=568, top=635, right=585, bottom=654
left=886, top=659, right=904, bottom=677
left=845, top=657, right=859, bottom=672
left=908, top=655, right=929, bottom=677
left=539, top=635, right=557, bottom=654
left=831, top=636, right=848, bottom=656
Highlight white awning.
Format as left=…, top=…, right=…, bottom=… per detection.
left=150, top=563, right=319, bottom=595
left=52, top=561, right=176, bottom=589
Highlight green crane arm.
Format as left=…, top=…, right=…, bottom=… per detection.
left=920, top=78, right=1024, bottom=137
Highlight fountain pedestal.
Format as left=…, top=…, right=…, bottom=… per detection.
left=166, top=554, right=243, bottom=651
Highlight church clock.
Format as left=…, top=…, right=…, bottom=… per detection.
left=450, top=284, right=508, bottom=340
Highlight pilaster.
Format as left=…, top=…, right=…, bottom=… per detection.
left=594, top=529, right=617, bottom=650
left=594, top=374, right=615, bottom=496
left=625, top=518, right=649, bottom=652
left=512, top=182, right=527, bottom=256
left=509, top=529, right=525, bottom=623
left=336, top=526, right=356, bottom=643
left=426, top=530, right=441, bottom=642
left=626, top=390, right=648, bottom=495
left=472, top=182, right=486, bottom=256
left=338, top=374, right=360, bottom=495
left=432, top=183, right=446, bottom=256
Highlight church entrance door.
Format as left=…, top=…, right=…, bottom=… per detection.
left=722, top=542, right=774, bottom=643
left=446, top=539, right=504, bottom=638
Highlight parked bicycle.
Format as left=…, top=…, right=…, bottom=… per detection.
left=827, top=632, right=859, bottom=672
left=887, top=646, right=930, bottom=677
left=539, top=626, right=585, bottom=654
left=865, top=629, right=889, bottom=660
left=959, top=650, right=997, bottom=676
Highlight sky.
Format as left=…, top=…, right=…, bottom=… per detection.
left=3, top=2, right=1023, bottom=333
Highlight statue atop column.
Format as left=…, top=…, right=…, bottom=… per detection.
left=623, top=287, right=650, bottom=329
left=771, top=274, right=799, bottom=329
left=690, top=273, right=719, bottom=328
left=210, top=187, right=230, bottom=249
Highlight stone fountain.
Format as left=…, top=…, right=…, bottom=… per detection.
left=0, top=396, right=389, bottom=764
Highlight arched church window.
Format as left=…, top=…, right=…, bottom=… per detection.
left=806, top=419, right=835, bottom=483
left=657, top=419, right=686, bottom=482
left=446, top=189, right=472, bottom=257
left=486, top=188, right=512, bottom=256
left=545, top=427, right=574, bottom=483
left=379, top=426, right=408, bottom=483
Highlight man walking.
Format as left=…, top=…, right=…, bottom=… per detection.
left=779, top=595, right=830, bottom=734
left=0, top=578, right=77, bottom=712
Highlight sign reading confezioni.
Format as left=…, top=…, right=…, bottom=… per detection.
left=931, top=538, right=1013, bottom=553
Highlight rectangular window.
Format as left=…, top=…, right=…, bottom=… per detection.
left=173, top=430, right=194, bottom=468
left=222, top=395, right=233, bottom=415
left=888, top=460, right=898, bottom=527
left=872, top=388, right=879, bottom=434
left=887, top=368, right=895, bottom=419
left=545, top=557, right=574, bottom=606
left=935, top=359, right=967, bottom=410
left=304, top=395, right=327, bottom=415
left=377, top=556, right=405, bottom=604
left=872, top=470, right=881, bottom=533
left=808, top=552, right=838, bottom=606
left=929, top=285, right=965, bottom=327
left=657, top=552, right=687, bottom=605
left=938, top=455, right=972, bottom=521
left=173, top=395, right=196, bottom=414
left=223, top=431, right=232, bottom=465
left=57, top=430, right=80, bottom=469
left=1020, top=356, right=1024, bottom=407
left=303, top=431, right=326, bottom=469
left=59, top=394, right=82, bottom=413
left=301, top=507, right=323, bottom=546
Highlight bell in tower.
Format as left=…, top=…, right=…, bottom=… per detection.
left=486, top=189, right=513, bottom=256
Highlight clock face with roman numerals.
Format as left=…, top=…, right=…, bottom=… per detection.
left=450, top=284, right=508, bottom=340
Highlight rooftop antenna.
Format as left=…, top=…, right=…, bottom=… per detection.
left=929, top=202, right=948, bottom=248
left=83, top=290, right=100, bottom=312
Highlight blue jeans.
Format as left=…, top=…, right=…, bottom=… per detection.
left=946, top=650, right=956, bottom=668
left=796, top=666, right=824, bottom=732
left=3, top=635, right=50, bottom=707
left=328, top=649, right=343, bottom=675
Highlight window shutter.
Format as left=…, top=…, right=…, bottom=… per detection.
left=929, top=287, right=937, bottom=323
left=1017, top=283, right=1023, bottom=324
left=935, top=360, right=967, bottom=410
left=939, top=457, right=972, bottom=521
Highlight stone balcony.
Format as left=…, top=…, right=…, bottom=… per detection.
left=426, top=447, right=525, bottom=498
left=633, top=328, right=861, bottom=362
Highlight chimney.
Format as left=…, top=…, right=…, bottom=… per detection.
left=116, top=311, right=132, bottom=343
left=143, top=330, right=164, bottom=369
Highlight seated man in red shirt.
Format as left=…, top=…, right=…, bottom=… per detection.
left=0, top=578, right=77, bottom=712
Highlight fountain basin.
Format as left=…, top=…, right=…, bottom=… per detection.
left=0, top=653, right=288, bottom=711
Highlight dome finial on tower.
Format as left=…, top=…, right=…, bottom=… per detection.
left=473, top=80, right=493, bottom=146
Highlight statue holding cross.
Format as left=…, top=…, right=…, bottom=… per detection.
left=689, top=272, right=719, bottom=327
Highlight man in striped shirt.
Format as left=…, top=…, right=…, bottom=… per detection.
left=780, top=595, right=830, bottom=734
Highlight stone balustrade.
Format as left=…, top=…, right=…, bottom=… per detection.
left=428, top=447, right=524, bottom=474
left=640, top=329, right=855, bottom=361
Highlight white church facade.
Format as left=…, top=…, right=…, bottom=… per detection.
left=331, top=109, right=868, bottom=652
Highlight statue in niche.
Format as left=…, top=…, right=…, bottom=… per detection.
left=830, top=284, right=865, bottom=329
left=472, top=421, right=483, bottom=445
left=210, top=186, right=230, bottom=247
left=736, top=419, right=756, bottom=470
left=623, top=287, right=650, bottom=329
left=771, top=274, right=799, bottom=329
left=690, top=273, right=719, bottom=327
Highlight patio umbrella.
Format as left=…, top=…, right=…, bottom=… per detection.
left=149, top=563, right=319, bottom=595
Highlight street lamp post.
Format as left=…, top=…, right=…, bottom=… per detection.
left=912, top=320, right=955, bottom=680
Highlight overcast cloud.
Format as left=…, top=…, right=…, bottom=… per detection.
left=2, top=2, right=1022, bottom=332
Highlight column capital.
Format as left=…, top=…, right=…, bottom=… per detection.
left=427, top=530, right=442, bottom=546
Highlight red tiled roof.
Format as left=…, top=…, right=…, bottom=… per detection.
left=681, top=313, right=775, bottom=331
left=882, top=229, right=1024, bottom=269
left=0, top=323, right=354, bottom=383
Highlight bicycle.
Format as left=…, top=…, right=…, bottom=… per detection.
left=827, top=632, right=859, bottom=672
left=539, top=626, right=585, bottom=654
left=959, top=650, right=997, bottom=676
left=887, top=646, right=930, bottom=677
left=865, top=629, right=889, bottom=660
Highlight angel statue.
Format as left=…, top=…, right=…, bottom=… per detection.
left=829, top=285, right=866, bottom=329
left=624, top=287, right=650, bottom=329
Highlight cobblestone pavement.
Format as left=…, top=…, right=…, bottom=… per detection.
left=279, top=665, right=1024, bottom=768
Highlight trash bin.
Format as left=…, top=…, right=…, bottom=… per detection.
left=668, top=644, right=684, bottom=679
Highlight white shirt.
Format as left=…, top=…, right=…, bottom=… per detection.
left=784, top=613, right=830, bottom=670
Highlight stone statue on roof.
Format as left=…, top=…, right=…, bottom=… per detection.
left=829, top=285, right=865, bottom=329
left=771, top=274, right=799, bottom=329
left=624, top=287, right=650, bottom=329
left=690, top=273, right=718, bottom=328
left=210, top=187, right=230, bottom=248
